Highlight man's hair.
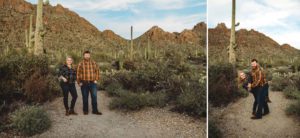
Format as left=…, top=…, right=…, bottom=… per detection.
left=251, top=59, right=258, bottom=63
left=83, top=50, right=91, bottom=55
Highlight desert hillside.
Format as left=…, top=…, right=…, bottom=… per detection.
left=209, top=23, right=300, bottom=66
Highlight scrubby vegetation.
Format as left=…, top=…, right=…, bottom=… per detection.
left=208, top=119, right=222, bottom=138
left=10, top=106, right=51, bottom=136
left=0, top=50, right=60, bottom=135
left=209, top=63, right=248, bottom=107
left=99, top=45, right=207, bottom=117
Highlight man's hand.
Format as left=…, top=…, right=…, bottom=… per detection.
left=247, top=83, right=252, bottom=92
left=62, top=77, right=67, bottom=82
left=79, top=83, right=83, bottom=86
left=94, top=80, right=97, bottom=83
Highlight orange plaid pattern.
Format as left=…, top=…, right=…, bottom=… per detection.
left=251, top=67, right=266, bottom=88
left=76, top=59, right=100, bottom=83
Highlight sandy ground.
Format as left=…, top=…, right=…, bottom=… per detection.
left=33, top=84, right=206, bottom=138
left=211, top=91, right=300, bottom=138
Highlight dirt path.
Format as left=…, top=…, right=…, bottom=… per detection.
left=35, top=84, right=206, bottom=138
left=211, top=91, right=300, bottom=138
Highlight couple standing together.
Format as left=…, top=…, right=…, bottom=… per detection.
left=240, top=59, right=271, bottom=119
left=58, top=50, right=102, bottom=116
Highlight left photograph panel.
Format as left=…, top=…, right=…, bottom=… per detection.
left=0, top=0, right=207, bottom=137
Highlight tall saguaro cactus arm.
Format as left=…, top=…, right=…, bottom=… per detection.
left=130, top=26, right=134, bottom=60
left=228, top=0, right=237, bottom=64
left=34, top=0, right=44, bottom=55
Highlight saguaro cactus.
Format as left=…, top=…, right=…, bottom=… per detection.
left=228, top=0, right=237, bottom=64
left=130, top=26, right=133, bottom=60
left=34, top=0, right=45, bottom=55
left=144, top=37, right=151, bottom=60
left=29, top=15, right=34, bottom=49
left=25, top=29, right=29, bottom=48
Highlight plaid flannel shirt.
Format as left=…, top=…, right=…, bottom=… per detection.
left=251, top=67, right=266, bottom=88
left=76, top=59, right=100, bottom=83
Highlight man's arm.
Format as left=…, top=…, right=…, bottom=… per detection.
left=76, top=63, right=82, bottom=84
left=94, top=62, right=100, bottom=81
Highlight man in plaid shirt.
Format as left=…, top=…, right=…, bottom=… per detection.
left=77, top=50, right=102, bottom=115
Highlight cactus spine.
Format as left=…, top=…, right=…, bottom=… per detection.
left=228, top=0, right=237, bottom=64
left=34, top=0, right=45, bottom=55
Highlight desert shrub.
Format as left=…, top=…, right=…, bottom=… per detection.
left=209, top=119, right=222, bottom=138
left=143, top=91, right=167, bottom=107
left=105, top=82, right=124, bottom=97
left=109, top=92, right=147, bottom=111
left=24, top=72, right=60, bottom=103
left=283, top=84, right=300, bottom=99
left=173, top=80, right=206, bottom=117
left=0, top=52, right=61, bottom=105
left=286, top=101, right=300, bottom=117
left=209, top=64, right=240, bottom=107
left=0, top=53, right=49, bottom=101
left=238, top=87, right=249, bottom=97
left=123, top=60, right=138, bottom=71
left=271, top=75, right=289, bottom=91
left=10, top=106, right=51, bottom=136
left=109, top=91, right=168, bottom=111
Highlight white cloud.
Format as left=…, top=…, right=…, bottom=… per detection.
left=208, top=0, right=300, bottom=49
left=41, top=0, right=143, bottom=11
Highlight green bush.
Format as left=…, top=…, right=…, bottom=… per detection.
left=283, top=84, right=300, bottom=99
left=286, top=101, right=300, bottom=117
left=142, top=91, right=167, bottom=107
left=209, top=119, right=222, bottom=138
left=109, top=91, right=168, bottom=111
left=23, top=72, right=61, bottom=103
left=209, top=64, right=240, bottom=107
left=109, top=92, right=147, bottom=111
left=105, top=82, right=124, bottom=97
left=238, top=87, right=249, bottom=98
left=0, top=52, right=62, bottom=103
left=173, top=81, right=206, bottom=117
left=10, top=106, right=51, bottom=136
left=271, top=75, right=289, bottom=91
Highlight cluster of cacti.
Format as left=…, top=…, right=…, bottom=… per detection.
left=228, top=0, right=237, bottom=64
left=24, top=0, right=45, bottom=55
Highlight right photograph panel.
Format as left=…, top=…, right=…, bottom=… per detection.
left=208, top=0, right=300, bottom=137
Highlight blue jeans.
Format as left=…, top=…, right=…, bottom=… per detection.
left=255, top=85, right=269, bottom=118
left=81, top=82, right=99, bottom=113
left=60, top=83, right=77, bottom=111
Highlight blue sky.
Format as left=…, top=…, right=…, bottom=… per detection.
left=208, top=0, right=300, bottom=49
left=26, top=0, right=206, bottom=39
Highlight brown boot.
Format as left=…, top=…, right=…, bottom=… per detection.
left=69, top=110, right=78, bottom=115
left=65, top=110, right=69, bottom=116
left=266, top=97, right=272, bottom=103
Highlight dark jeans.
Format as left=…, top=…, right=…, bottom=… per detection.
left=81, top=82, right=99, bottom=113
left=251, top=89, right=258, bottom=113
left=60, top=83, right=78, bottom=111
left=254, top=85, right=269, bottom=118
left=265, top=83, right=269, bottom=97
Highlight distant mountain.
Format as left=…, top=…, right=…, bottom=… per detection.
left=0, top=0, right=205, bottom=54
left=209, top=23, right=300, bottom=65
left=135, top=22, right=206, bottom=48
